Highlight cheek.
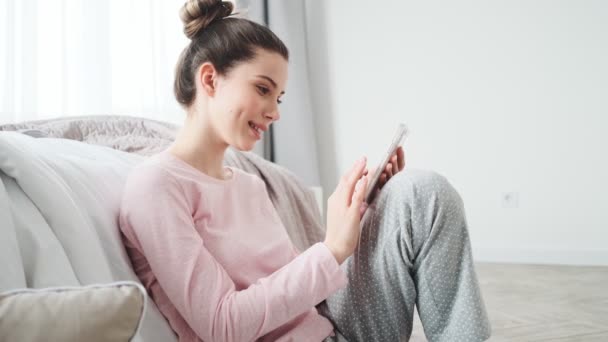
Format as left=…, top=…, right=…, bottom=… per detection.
left=237, top=92, right=263, bottom=116
left=214, top=85, right=262, bottom=123
left=216, top=94, right=241, bottom=119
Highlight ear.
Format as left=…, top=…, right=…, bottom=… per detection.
left=198, top=62, right=218, bottom=97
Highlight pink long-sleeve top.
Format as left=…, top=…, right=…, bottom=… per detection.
left=118, top=150, right=348, bottom=342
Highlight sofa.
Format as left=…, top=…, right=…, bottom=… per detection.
left=0, top=115, right=326, bottom=341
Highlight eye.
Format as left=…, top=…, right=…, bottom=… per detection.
left=257, top=85, right=283, bottom=104
left=256, top=85, right=270, bottom=95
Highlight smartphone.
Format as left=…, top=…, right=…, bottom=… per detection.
left=363, top=123, right=409, bottom=205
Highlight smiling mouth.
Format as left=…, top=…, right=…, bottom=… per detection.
left=248, top=121, right=262, bottom=139
left=249, top=121, right=261, bottom=133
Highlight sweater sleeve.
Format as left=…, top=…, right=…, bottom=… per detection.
left=119, top=168, right=347, bottom=342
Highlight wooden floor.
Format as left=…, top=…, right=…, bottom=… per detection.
left=410, top=263, right=608, bottom=341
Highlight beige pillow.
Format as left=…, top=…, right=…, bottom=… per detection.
left=0, top=281, right=146, bottom=342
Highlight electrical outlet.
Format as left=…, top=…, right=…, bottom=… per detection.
left=501, top=192, right=519, bottom=208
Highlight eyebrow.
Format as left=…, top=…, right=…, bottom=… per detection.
left=256, top=75, right=285, bottom=95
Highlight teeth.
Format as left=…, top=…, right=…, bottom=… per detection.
left=249, top=122, right=260, bottom=133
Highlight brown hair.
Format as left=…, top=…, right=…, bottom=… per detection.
left=174, top=0, right=289, bottom=108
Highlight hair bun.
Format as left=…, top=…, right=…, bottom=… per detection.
left=180, top=0, right=234, bottom=40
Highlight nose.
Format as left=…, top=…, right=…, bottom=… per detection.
left=265, top=104, right=280, bottom=122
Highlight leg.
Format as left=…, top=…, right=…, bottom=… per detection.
left=317, top=169, right=491, bottom=342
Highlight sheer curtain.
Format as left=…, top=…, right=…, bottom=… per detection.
left=0, top=0, right=188, bottom=125
left=1, top=0, right=321, bottom=187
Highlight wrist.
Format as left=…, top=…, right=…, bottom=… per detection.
left=323, top=241, right=347, bottom=265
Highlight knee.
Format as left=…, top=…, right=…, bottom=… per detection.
left=383, top=170, right=468, bottom=250
left=383, top=169, right=464, bottom=211
left=363, top=170, right=467, bottom=261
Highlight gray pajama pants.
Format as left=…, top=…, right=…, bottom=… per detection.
left=317, top=169, right=492, bottom=342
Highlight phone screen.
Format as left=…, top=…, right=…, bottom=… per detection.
left=363, top=123, right=409, bottom=205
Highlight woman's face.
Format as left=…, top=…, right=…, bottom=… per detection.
left=207, top=48, right=288, bottom=151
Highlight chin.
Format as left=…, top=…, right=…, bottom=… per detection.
left=229, top=130, right=259, bottom=152
left=239, top=146, right=256, bottom=152
left=232, top=141, right=256, bottom=152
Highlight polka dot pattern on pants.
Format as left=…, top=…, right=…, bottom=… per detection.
left=317, top=169, right=491, bottom=342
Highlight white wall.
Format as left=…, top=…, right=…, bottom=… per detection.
left=305, top=0, right=608, bottom=265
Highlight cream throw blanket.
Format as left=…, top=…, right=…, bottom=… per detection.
left=0, top=115, right=325, bottom=253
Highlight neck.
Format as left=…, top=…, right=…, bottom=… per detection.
left=169, top=112, right=230, bottom=180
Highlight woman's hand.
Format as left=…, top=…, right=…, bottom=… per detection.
left=365, top=146, right=406, bottom=188
left=359, top=146, right=406, bottom=218
left=324, top=156, right=369, bottom=265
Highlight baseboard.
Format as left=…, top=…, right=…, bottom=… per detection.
left=472, top=247, right=608, bottom=266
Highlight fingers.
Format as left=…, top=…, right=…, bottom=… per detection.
left=341, top=157, right=365, bottom=183
left=339, top=148, right=405, bottom=209
left=365, top=166, right=375, bottom=179
left=359, top=201, right=368, bottom=220
left=391, top=155, right=399, bottom=174
left=340, top=157, right=367, bottom=203
left=397, top=146, right=405, bottom=171
left=386, top=147, right=404, bottom=178
left=385, top=160, right=394, bottom=178
left=348, top=157, right=367, bottom=184
left=351, top=175, right=368, bottom=216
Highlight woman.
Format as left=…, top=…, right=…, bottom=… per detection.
left=119, top=1, right=492, bottom=341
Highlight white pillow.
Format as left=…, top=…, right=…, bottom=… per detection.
left=0, top=281, right=146, bottom=342
left=0, top=132, right=177, bottom=341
